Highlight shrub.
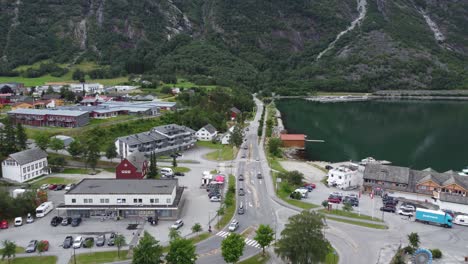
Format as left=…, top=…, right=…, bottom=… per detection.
left=322, top=200, right=329, bottom=208
left=290, top=192, right=302, bottom=200
left=430, top=249, right=442, bottom=259
left=403, top=246, right=414, bottom=254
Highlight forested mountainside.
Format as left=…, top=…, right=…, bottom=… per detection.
left=0, top=0, right=467, bottom=93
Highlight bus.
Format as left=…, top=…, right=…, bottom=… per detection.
left=36, top=202, right=54, bottom=217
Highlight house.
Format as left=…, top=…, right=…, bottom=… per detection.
left=196, top=124, right=218, bottom=141
left=280, top=134, right=306, bottom=148
left=10, top=95, right=33, bottom=103
left=171, top=87, right=180, bottom=95
left=219, top=126, right=236, bottom=145
left=1, top=148, right=49, bottom=183
left=0, top=93, right=12, bottom=104
left=0, top=122, right=4, bottom=129
left=8, top=109, right=90, bottom=127
left=327, top=164, right=363, bottom=190
left=42, top=94, right=62, bottom=100
left=230, top=107, right=241, bottom=120
left=116, top=152, right=149, bottom=179
left=115, top=124, right=196, bottom=159
left=57, top=178, right=184, bottom=219
left=105, top=86, right=138, bottom=93
left=11, top=102, right=33, bottom=110
left=51, top=135, right=74, bottom=147
left=80, top=95, right=112, bottom=106
left=363, top=164, right=468, bottom=205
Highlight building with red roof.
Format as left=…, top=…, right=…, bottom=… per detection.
left=280, top=134, right=306, bottom=148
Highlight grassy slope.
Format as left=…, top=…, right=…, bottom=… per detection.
left=0, top=256, right=56, bottom=264
left=72, top=250, right=129, bottom=264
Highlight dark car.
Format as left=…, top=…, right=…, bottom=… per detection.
left=325, top=165, right=333, bottom=170
left=147, top=216, right=159, bottom=225
left=63, top=236, right=73, bottom=249
left=174, top=172, right=185, bottom=176
left=384, top=199, right=398, bottom=206
left=208, top=191, right=220, bottom=198
left=55, top=184, right=65, bottom=191
left=96, top=235, right=106, bottom=247
left=71, top=217, right=82, bottom=227
left=328, top=195, right=341, bottom=204
left=238, top=188, right=245, bottom=196
left=238, top=174, right=244, bottom=181
left=343, top=197, right=359, bottom=207
left=61, top=217, right=72, bottom=226
left=83, top=237, right=95, bottom=248
left=50, top=216, right=63, bottom=227
left=108, top=233, right=116, bottom=246
left=380, top=205, right=396, bottom=213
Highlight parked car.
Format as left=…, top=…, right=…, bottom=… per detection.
left=328, top=195, right=341, bottom=204
left=243, top=145, right=248, bottom=150
left=55, top=184, right=65, bottom=191
left=0, top=219, right=8, bottom=229
left=210, top=196, right=221, bottom=202
left=343, top=197, right=359, bottom=207
left=63, top=236, right=73, bottom=248
left=96, top=235, right=106, bottom=247
left=330, top=192, right=343, bottom=200
left=171, top=219, right=184, bottom=230
left=325, top=165, right=334, bottom=170
left=50, top=216, right=63, bottom=227
left=208, top=191, right=220, bottom=198
left=257, top=172, right=262, bottom=179
left=39, top=240, right=49, bottom=251
left=40, top=184, right=50, bottom=190
left=238, top=188, right=245, bottom=196
left=83, top=237, right=95, bottom=248
left=61, top=217, right=72, bottom=226
left=71, top=217, right=82, bottom=227
left=48, top=184, right=58, bottom=190
left=400, top=204, right=416, bottom=211
left=398, top=209, right=414, bottom=216
left=73, top=236, right=83, bottom=249
left=14, top=217, right=22, bottom=226
left=238, top=174, right=244, bottom=181
left=228, top=219, right=239, bottom=232
left=380, top=206, right=396, bottom=213
left=384, top=200, right=398, bottom=206
left=25, top=240, right=38, bottom=253
left=26, top=213, right=34, bottom=223
left=304, top=183, right=316, bottom=189
left=174, top=172, right=185, bottom=177
left=64, top=184, right=75, bottom=191
left=108, top=233, right=116, bottom=246
left=241, top=153, right=246, bottom=158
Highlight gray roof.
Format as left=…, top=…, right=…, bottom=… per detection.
left=9, top=148, right=47, bottom=165
left=203, top=124, right=217, bottom=134
left=126, top=152, right=148, bottom=172
left=68, top=179, right=177, bottom=195
left=363, top=164, right=410, bottom=184
left=230, top=107, right=241, bottom=114
left=153, top=124, right=196, bottom=135
left=8, top=108, right=88, bottom=117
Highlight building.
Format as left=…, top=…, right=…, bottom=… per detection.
left=1, top=148, right=49, bottom=183
left=80, top=95, right=113, bottom=106
left=0, top=122, right=4, bottom=129
left=219, top=126, right=236, bottom=145
left=327, top=164, right=362, bottom=190
left=105, top=85, right=138, bottom=93
left=8, top=109, right=90, bottom=127
left=363, top=164, right=468, bottom=205
left=0, top=93, right=12, bottom=104
left=116, top=152, right=149, bottom=179
left=69, top=83, right=104, bottom=94
left=280, top=134, right=306, bottom=148
left=171, top=88, right=180, bottom=95
left=230, top=107, right=241, bottom=120
left=57, top=178, right=184, bottom=219
left=0, top=83, right=25, bottom=94
left=11, top=102, right=33, bottom=110
left=115, top=124, right=196, bottom=159
left=195, top=124, right=218, bottom=141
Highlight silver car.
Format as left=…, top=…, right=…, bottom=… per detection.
left=25, top=240, right=38, bottom=253
left=228, top=220, right=239, bottom=231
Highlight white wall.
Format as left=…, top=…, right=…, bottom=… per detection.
left=2, top=157, right=48, bottom=183
left=65, top=192, right=176, bottom=206
left=327, top=168, right=361, bottom=189
left=196, top=128, right=217, bottom=141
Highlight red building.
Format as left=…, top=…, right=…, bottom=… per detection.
left=230, top=107, right=241, bottom=120
left=0, top=93, right=12, bottom=104
left=8, top=109, right=89, bottom=127
left=280, top=134, right=306, bottom=148
left=116, top=152, right=149, bottom=179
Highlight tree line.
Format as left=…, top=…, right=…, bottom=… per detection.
left=0, top=119, right=28, bottom=177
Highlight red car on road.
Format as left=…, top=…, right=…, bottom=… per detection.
left=0, top=220, right=8, bottom=229
left=328, top=195, right=341, bottom=204
left=48, top=184, right=57, bottom=190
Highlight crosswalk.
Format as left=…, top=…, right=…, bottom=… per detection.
left=216, top=231, right=261, bottom=248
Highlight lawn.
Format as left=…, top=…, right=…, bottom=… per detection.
left=61, top=168, right=101, bottom=174
left=172, top=166, right=191, bottom=173
left=30, top=176, right=77, bottom=188
left=89, top=115, right=134, bottom=125
left=318, top=209, right=384, bottom=222
left=0, top=246, right=25, bottom=254
left=72, top=250, right=129, bottom=264
left=326, top=216, right=388, bottom=229
left=196, top=141, right=219, bottom=149
left=238, top=253, right=270, bottom=264
left=204, top=145, right=236, bottom=161
left=0, top=256, right=56, bottom=264
left=325, top=249, right=339, bottom=264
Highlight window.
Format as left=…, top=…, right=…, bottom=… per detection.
left=27, top=166, right=30, bottom=172
left=155, top=198, right=159, bottom=203
left=72, top=199, right=76, bottom=203
left=35, top=164, right=38, bottom=169
left=150, top=199, right=154, bottom=203
left=100, top=198, right=109, bottom=203
left=122, top=199, right=126, bottom=203
left=166, top=198, right=171, bottom=204
left=23, top=168, right=26, bottom=173
left=117, top=199, right=122, bottom=203
left=133, top=198, right=138, bottom=203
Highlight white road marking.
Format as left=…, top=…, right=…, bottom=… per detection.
left=216, top=231, right=230, bottom=238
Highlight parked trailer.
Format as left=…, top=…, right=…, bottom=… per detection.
left=415, top=208, right=452, bottom=228
left=36, top=202, right=54, bottom=218
left=454, top=215, right=468, bottom=226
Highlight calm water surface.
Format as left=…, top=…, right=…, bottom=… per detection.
left=276, top=99, right=468, bottom=171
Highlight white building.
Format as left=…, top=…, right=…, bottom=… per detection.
left=219, top=126, right=235, bottom=145
left=105, top=85, right=138, bottom=93
left=195, top=124, right=218, bottom=141
left=58, top=179, right=183, bottom=219
left=69, top=83, right=104, bottom=94
left=327, top=164, right=362, bottom=190
left=1, top=148, right=49, bottom=183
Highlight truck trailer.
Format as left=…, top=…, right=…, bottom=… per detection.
left=415, top=208, right=452, bottom=228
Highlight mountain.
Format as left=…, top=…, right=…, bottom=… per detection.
left=0, top=0, right=467, bottom=93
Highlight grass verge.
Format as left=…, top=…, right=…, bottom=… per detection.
left=318, top=209, right=384, bottom=222
left=0, top=256, right=56, bottom=264
left=62, top=168, right=101, bottom=174
left=172, top=166, right=191, bottom=173
left=0, top=246, right=25, bottom=254
left=238, top=253, right=270, bottom=264
left=326, top=216, right=388, bottom=229
left=325, top=249, right=339, bottom=264
left=217, top=175, right=236, bottom=229
left=196, top=141, right=219, bottom=149
left=30, top=177, right=77, bottom=188
left=205, top=145, right=236, bottom=161
left=72, top=250, right=129, bottom=264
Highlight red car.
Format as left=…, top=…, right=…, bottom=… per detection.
left=304, top=183, right=316, bottom=189
left=328, top=195, right=341, bottom=204
left=0, top=220, right=8, bottom=229
left=48, top=184, right=57, bottom=190
left=40, top=240, right=49, bottom=251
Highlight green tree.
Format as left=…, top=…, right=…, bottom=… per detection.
left=275, top=211, right=330, bottom=264
left=169, top=228, right=181, bottom=241
left=1, top=240, right=16, bottom=264
left=229, top=126, right=243, bottom=148
left=279, top=170, right=304, bottom=186
left=37, top=240, right=48, bottom=256
left=84, top=238, right=94, bottom=248
left=3, top=118, right=16, bottom=154
left=322, top=200, right=329, bottom=209
left=105, top=143, right=117, bottom=161
left=191, top=223, right=202, bottom=235
left=254, top=224, right=275, bottom=256
left=48, top=156, right=66, bottom=172
left=132, top=231, right=163, bottom=264
left=171, top=153, right=178, bottom=168
left=342, top=202, right=353, bottom=212
left=114, top=234, right=126, bottom=258
left=268, top=137, right=282, bottom=157
left=34, top=133, right=50, bottom=151
left=15, top=123, right=27, bottom=151
left=408, top=232, right=420, bottom=249
left=67, top=140, right=84, bottom=158
left=165, top=238, right=197, bottom=264
left=84, top=138, right=100, bottom=171
left=147, top=152, right=158, bottom=179
left=49, top=138, right=64, bottom=153
left=221, top=233, right=245, bottom=264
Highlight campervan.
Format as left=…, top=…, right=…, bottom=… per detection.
left=36, top=202, right=54, bottom=218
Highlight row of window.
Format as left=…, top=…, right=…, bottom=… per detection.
left=21, top=170, right=42, bottom=181
left=417, top=185, right=467, bottom=195
left=71, top=197, right=172, bottom=204
left=3, top=160, right=17, bottom=166
left=22, top=161, right=46, bottom=174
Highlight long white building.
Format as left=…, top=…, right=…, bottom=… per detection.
left=1, top=148, right=49, bottom=183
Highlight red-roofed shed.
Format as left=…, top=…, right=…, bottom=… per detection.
left=280, top=134, right=306, bottom=148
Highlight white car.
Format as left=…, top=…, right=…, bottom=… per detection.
left=73, top=236, right=84, bottom=248
left=14, top=217, right=22, bottom=226
left=210, top=196, right=221, bottom=202
left=26, top=213, right=34, bottom=224
left=64, top=184, right=75, bottom=191
left=330, top=192, right=343, bottom=198
left=398, top=209, right=414, bottom=216
left=228, top=220, right=239, bottom=232
left=400, top=204, right=415, bottom=211
left=171, top=219, right=184, bottom=230
left=40, top=184, right=50, bottom=190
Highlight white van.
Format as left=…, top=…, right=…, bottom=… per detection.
left=160, top=168, right=174, bottom=177
left=36, top=201, right=54, bottom=217
left=454, top=215, right=468, bottom=226
left=14, top=217, right=22, bottom=226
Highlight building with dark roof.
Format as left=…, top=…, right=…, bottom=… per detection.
left=8, top=108, right=89, bottom=127
left=115, top=124, right=196, bottom=158
left=58, top=178, right=183, bottom=219
left=116, top=152, right=149, bottom=179
left=1, top=148, right=49, bottom=183
left=363, top=164, right=468, bottom=205
left=195, top=124, right=218, bottom=141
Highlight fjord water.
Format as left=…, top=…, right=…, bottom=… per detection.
left=276, top=99, right=468, bottom=171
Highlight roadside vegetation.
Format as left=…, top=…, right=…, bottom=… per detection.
left=72, top=250, right=130, bottom=264
left=326, top=216, right=388, bottom=229
left=318, top=209, right=384, bottom=222
left=0, top=256, right=57, bottom=264
left=217, top=175, right=236, bottom=229
left=238, top=253, right=270, bottom=264
left=204, top=145, right=236, bottom=161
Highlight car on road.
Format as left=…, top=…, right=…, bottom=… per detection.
left=108, top=233, right=116, bottom=246
left=174, top=172, right=185, bottom=177
left=245, top=127, right=249, bottom=131
left=304, top=183, right=316, bottom=190
left=325, top=165, right=334, bottom=170
left=256, top=157, right=260, bottom=161
left=400, top=204, right=416, bottom=211
left=241, top=153, right=246, bottom=158
left=40, top=184, right=50, bottom=190
left=228, top=220, right=239, bottom=231
left=48, top=184, right=58, bottom=190
left=64, top=184, right=75, bottom=191
left=210, top=196, right=221, bottom=202
left=239, top=188, right=245, bottom=196
left=243, top=145, right=248, bottom=150
left=25, top=240, right=38, bottom=253
left=55, top=184, right=65, bottom=191
left=208, top=191, right=220, bottom=198
left=343, top=197, right=359, bottom=207
left=171, top=219, right=184, bottom=230
left=237, top=203, right=245, bottom=215
left=238, top=174, right=244, bottom=181
left=383, top=200, right=398, bottom=206
left=26, top=213, right=34, bottom=223
left=61, top=217, right=72, bottom=226
left=71, top=217, right=82, bottom=227
left=0, top=219, right=8, bottom=229
left=63, top=236, right=73, bottom=248
left=83, top=237, right=95, bottom=248
left=14, top=217, right=22, bottom=226
left=257, top=172, right=262, bottom=179
left=73, top=236, right=83, bottom=249
left=380, top=205, right=396, bottom=213
left=50, top=216, right=63, bottom=227
left=96, top=235, right=106, bottom=247
left=398, top=209, right=414, bottom=216
left=328, top=195, right=341, bottom=204
left=40, top=240, right=49, bottom=251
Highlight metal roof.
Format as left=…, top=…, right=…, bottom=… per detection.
left=8, top=108, right=88, bottom=117
left=280, top=134, right=306, bottom=141
left=67, top=179, right=177, bottom=195
left=9, top=148, right=47, bottom=165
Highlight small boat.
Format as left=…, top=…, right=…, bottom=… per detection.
left=462, top=166, right=468, bottom=174
left=361, top=157, right=376, bottom=165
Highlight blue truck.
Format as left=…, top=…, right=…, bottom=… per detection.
left=415, top=208, right=453, bottom=228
